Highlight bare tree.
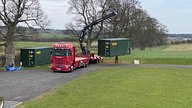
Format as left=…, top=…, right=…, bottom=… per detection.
left=0, top=0, right=49, bottom=65
left=68, top=0, right=168, bottom=51
left=68, top=0, right=112, bottom=51
left=104, top=0, right=168, bottom=49
left=130, top=8, right=168, bottom=49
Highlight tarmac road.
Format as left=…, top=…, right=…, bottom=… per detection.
left=0, top=64, right=192, bottom=107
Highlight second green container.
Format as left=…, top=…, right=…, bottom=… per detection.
left=98, top=38, right=131, bottom=57
left=20, top=47, right=51, bottom=67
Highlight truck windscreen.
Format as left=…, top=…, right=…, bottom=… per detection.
left=53, top=49, right=69, bottom=56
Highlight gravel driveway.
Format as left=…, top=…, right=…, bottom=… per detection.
left=0, top=64, right=102, bottom=107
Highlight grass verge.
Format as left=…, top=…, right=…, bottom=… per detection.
left=104, top=45, right=192, bottom=65
left=18, top=67, right=192, bottom=108
left=22, top=64, right=51, bottom=70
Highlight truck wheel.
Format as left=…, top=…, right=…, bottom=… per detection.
left=96, top=59, right=99, bottom=63
left=70, top=65, right=74, bottom=72
left=82, top=63, right=86, bottom=68
left=84, top=63, right=88, bottom=67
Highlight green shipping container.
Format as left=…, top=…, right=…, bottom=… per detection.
left=20, top=47, right=52, bottom=67
left=98, top=38, right=131, bottom=57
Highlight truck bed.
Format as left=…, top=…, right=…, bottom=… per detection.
left=75, top=57, right=89, bottom=62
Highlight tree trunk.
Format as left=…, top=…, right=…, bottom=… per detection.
left=86, top=36, right=91, bottom=51
left=86, top=27, right=93, bottom=51
left=140, top=41, right=146, bottom=50
left=5, top=26, right=15, bottom=66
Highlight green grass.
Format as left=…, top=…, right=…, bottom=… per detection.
left=18, top=67, right=192, bottom=108
left=22, top=64, right=51, bottom=70
left=14, top=41, right=54, bottom=49
left=0, top=67, right=4, bottom=71
left=0, top=42, right=54, bottom=55
left=131, top=45, right=192, bottom=59
left=105, top=45, right=192, bottom=65
left=0, top=41, right=80, bottom=55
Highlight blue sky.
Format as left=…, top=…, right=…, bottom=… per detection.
left=140, top=0, right=192, bottom=34
left=40, top=0, right=192, bottom=34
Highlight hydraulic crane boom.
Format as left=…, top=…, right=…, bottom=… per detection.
left=79, top=12, right=116, bottom=55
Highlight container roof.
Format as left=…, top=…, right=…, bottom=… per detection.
left=99, top=38, right=130, bottom=41
left=21, top=47, right=51, bottom=50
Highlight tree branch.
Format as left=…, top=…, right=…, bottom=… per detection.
left=1, top=0, right=12, bottom=23
left=0, top=12, right=8, bottom=24
left=0, top=32, right=6, bottom=38
left=18, top=18, right=36, bottom=23
left=0, top=43, right=6, bottom=47
left=23, top=21, right=38, bottom=34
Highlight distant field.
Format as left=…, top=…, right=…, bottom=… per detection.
left=18, top=67, right=192, bottom=108
left=39, top=33, right=77, bottom=39
left=0, top=42, right=54, bottom=55
left=131, top=45, right=192, bottom=59
left=163, top=43, right=192, bottom=51
left=14, top=41, right=54, bottom=49
left=0, top=41, right=96, bottom=55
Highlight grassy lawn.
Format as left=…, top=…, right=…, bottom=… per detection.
left=163, top=43, right=192, bottom=51
left=105, top=44, right=192, bottom=65
left=18, top=67, right=192, bottom=108
left=14, top=41, right=54, bottom=49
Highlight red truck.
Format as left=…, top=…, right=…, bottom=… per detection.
left=50, top=43, right=90, bottom=71
left=50, top=12, right=116, bottom=72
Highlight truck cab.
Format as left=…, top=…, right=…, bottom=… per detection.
left=51, top=43, right=89, bottom=72
left=51, top=43, right=75, bottom=71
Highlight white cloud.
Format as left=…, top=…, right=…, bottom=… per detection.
left=40, top=0, right=72, bottom=29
